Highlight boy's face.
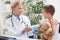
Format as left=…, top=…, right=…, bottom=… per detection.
left=42, top=9, right=50, bottom=19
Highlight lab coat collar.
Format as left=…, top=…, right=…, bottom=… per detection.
left=12, top=15, right=23, bottom=23
left=12, top=15, right=20, bottom=19
left=12, top=15, right=22, bottom=21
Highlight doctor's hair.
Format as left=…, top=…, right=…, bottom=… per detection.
left=43, top=5, right=55, bottom=16
left=11, top=1, right=26, bottom=11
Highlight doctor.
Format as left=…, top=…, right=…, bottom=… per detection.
left=5, top=1, right=33, bottom=37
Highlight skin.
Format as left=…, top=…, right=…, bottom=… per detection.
left=12, top=3, right=32, bottom=32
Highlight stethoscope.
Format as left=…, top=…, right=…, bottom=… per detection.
left=11, top=15, right=27, bottom=27
left=11, top=7, right=28, bottom=36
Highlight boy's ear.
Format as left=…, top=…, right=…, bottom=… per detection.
left=47, top=12, right=50, bottom=15
left=45, top=12, right=50, bottom=16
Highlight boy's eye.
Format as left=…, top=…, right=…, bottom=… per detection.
left=19, top=8, right=21, bottom=9
left=19, top=8, right=23, bottom=9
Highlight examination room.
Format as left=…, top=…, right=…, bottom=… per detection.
left=0, top=0, right=60, bottom=40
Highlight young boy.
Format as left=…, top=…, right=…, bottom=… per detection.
left=41, top=5, right=58, bottom=40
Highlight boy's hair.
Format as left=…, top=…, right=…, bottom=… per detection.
left=43, top=5, right=55, bottom=16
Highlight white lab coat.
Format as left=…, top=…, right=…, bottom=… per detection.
left=5, top=15, right=33, bottom=37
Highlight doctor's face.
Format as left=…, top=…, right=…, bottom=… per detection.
left=13, top=4, right=23, bottom=16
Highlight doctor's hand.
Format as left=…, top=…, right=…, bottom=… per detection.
left=23, top=28, right=32, bottom=32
